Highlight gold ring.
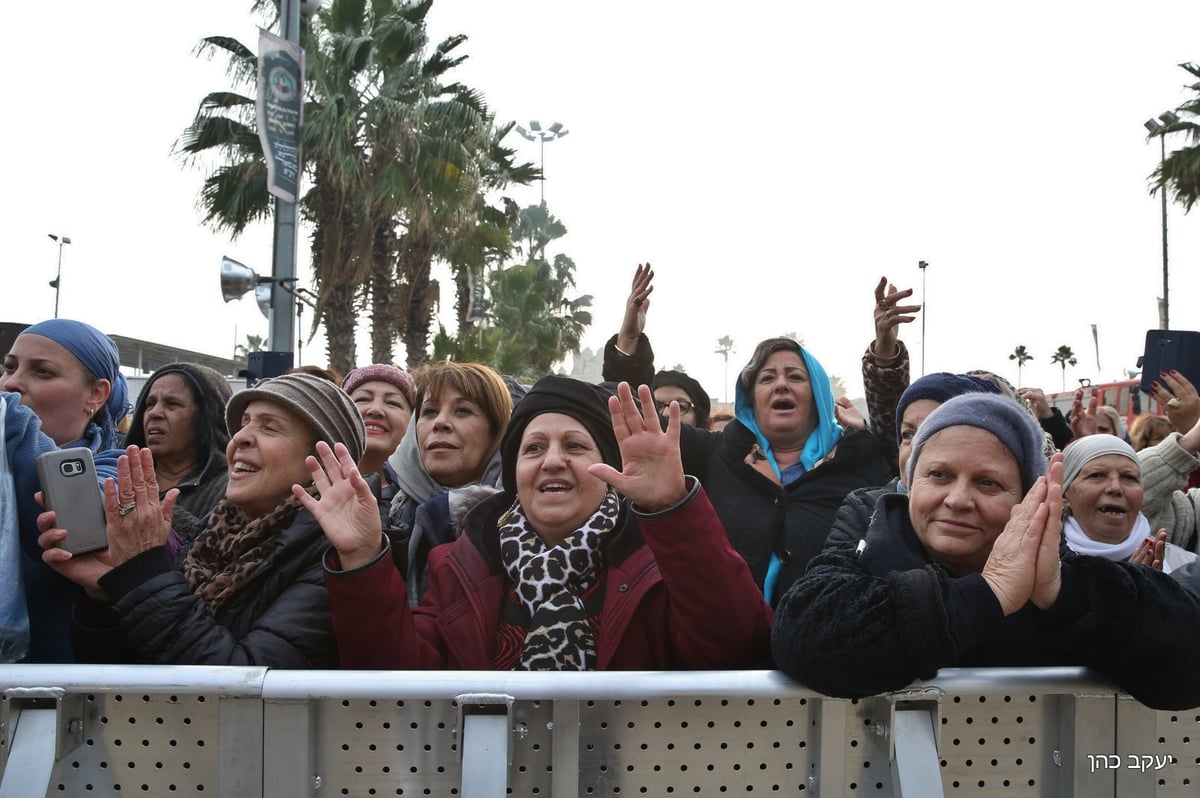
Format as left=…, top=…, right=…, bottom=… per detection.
left=877, top=300, right=890, bottom=310
left=118, top=501, right=137, bottom=516
left=1167, top=397, right=1182, bottom=409
left=885, top=309, right=894, bottom=318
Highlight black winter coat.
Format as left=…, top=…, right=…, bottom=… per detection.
left=772, top=493, right=1200, bottom=711
left=679, top=420, right=891, bottom=604
left=74, top=510, right=337, bottom=667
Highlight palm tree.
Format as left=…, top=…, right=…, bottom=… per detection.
left=178, top=0, right=534, bottom=373
left=234, top=333, right=266, bottom=363
left=1050, top=345, right=1078, bottom=392
left=1009, top=345, right=1034, bottom=387
left=1148, top=63, right=1200, bottom=211
left=432, top=256, right=592, bottom=381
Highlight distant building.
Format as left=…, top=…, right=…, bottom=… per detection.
left=567, top=346, right=605, bottom=385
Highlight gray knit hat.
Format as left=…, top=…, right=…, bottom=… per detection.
left=226, top=372, right=366, bottom=463
left=907, top=393, right=1048, bottom=493
left=1061, top=435, right=1139, bottom=492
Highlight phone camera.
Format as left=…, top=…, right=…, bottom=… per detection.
left=59, top=459, right=85, bottom=477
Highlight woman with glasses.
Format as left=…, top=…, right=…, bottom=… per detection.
left=650, top=370, right=710, bottom=429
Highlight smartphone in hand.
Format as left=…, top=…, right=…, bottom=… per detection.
left=1138, top=329, right=1200, bottom=395
left=36, top=449, right=108, bottom=555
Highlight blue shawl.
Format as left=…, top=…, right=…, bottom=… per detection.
left=733, top=341, right=842, bottom=602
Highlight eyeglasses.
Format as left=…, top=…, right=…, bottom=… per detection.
left=654, top=399, right=694, bottom=415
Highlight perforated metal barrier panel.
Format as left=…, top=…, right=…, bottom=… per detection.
left=0, top=666, right=1195, bottom=797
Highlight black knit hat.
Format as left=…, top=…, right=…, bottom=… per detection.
left=652, top=370, right=711, bottom=428
left=225, top=372, right=366, bottom=463
left=500, top=376, right=621, bottom=492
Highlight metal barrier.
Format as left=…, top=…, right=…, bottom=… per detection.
left=0, top=666, right=1194, bottom=796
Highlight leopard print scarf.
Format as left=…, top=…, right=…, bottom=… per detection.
left=182, top=488, right=312, bottom=617
left=498, top=486, right=620, bottom=671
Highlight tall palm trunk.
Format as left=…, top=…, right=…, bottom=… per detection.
left=398, top=233, right=436, bottom=369
left=369, top=225, right=400, bottom=364
left=322, top=280, right=359, bottom=376
left=454, top=266, right=475, bottom=338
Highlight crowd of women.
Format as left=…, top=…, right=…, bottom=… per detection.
left=4, top=266, right=1200, bottom=711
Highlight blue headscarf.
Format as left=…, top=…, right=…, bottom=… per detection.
left=21, top=319, right=128, bottom=450
left=733, top=339, right=842, bottom=605
left=733, top=339, right=843, bottom=480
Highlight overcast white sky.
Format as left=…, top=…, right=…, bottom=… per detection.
left=7, top=1, right=1200, bottom=401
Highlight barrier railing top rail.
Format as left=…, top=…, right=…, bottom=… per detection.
left=0, top=664, right=1121, bottom=699
left=0, top=665, right=1193, bottom=798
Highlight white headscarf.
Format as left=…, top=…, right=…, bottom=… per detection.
left=1061, top=434, right=1145, bottom=561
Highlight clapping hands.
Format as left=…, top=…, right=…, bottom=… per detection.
left=981, top=453, right=1065, bottom=615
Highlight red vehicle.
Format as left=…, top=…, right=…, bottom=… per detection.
left=1045, top=378, right=1166, bottom=428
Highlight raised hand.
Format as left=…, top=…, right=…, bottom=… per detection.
left=1018, top=387, right=1054, bottom=420
left=1069, top=388, right=1101, bottom=438
left=1149, top=370, right=1200, bottom=434
left=588, top=382, right=687, bottom=513
left=296, top=441, right=383, bottom=571
left=617, top=263, right=654, bottom=354
left=871, top=276, right=921, bottom=361
left=833, top=395, right=866, bottom=431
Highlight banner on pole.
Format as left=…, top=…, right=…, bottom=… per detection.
left=257, top=29, right=304, bottom=203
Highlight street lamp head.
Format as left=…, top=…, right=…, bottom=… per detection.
left=918, top=260, right=928, bottom=270
left=529, top=120, right=542, bottom=132
left=514, top=125, right=535, bottom=142
left=547, top=122, right=563, bottom=134
left=62, top=237, right=71, bottom=245
left=1160, top=110, right=1181, bottom=126
left=1145, top=118, right=1165, bottom=134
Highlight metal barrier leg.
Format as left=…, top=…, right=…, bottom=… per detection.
left=263, top=699, right=316, bottom=798
left=0, top=705, right=57, bottom=798
left=457, top=693, right=513, bottom=798
left=550, top=700, right=580, bottom=798
left=219, top=695, right=265, bottom=798
left=890, top=703, right=944, bottom=798
left=813, top=697, right=848, bottom=796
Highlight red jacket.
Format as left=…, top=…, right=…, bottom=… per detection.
left=326, top=482, right=773, bottom=670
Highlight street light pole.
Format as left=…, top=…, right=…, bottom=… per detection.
left=1144, top=110, right=1180, bottom=329
left=515, top=120, right=569, bottom=205
left=47, top=233, right=72, bottom=319
left=268, top=0, right=304, bottom=354
left=918, top=260, right=928, bottom=376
